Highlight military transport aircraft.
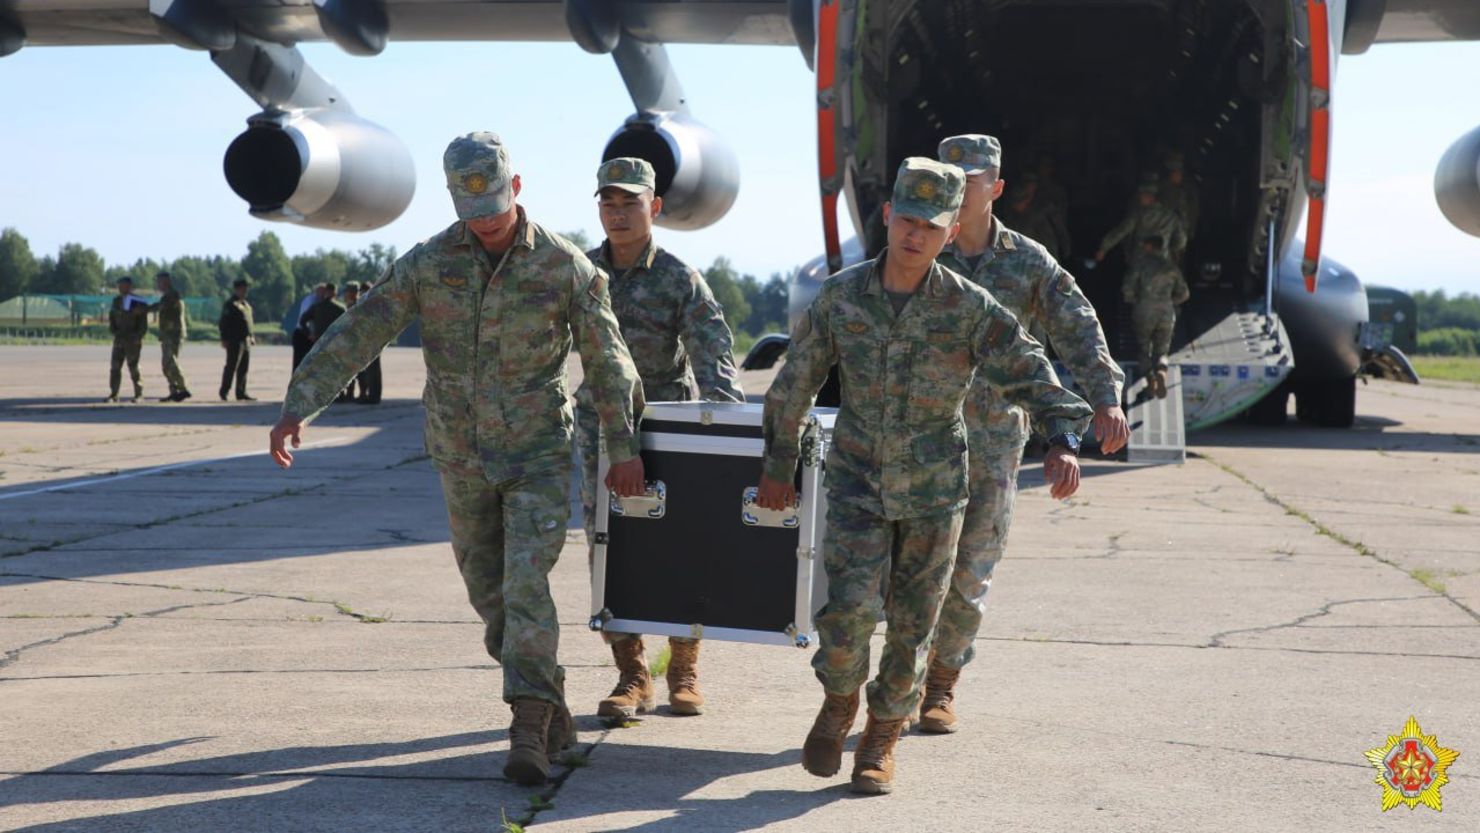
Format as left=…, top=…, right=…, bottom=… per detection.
left=6, top=1, right=1480, bottom=430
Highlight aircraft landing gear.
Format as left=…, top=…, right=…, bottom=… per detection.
left=1294, top=375, right=1356, bottom=428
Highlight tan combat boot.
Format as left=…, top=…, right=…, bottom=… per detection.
left=850, top=714, right=907, bottom=795
left=801, top=690, right=860, bottom=777
left=504, top=698, right=553, bottom=785
left=547, top=681, right=574, bottom=757
left=917, top=662, right=962, bottom=734
left=666, top=638, right=705, bottom=716
left=597, top=637, right=656, bottom=719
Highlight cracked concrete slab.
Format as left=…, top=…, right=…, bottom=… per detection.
left=3, top=349, right=1479, bottom=830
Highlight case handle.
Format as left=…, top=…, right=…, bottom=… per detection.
left=741, top=486, right=800, bottom=528
left=609, top=480, right=667, bottom=519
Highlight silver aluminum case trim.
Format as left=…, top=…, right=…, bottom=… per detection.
left=590, top=403, right=830, bottom=648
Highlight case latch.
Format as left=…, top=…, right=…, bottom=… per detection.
left=609, top=480, right=667, bottom=519
left=741, top=486, right=800, bottom=528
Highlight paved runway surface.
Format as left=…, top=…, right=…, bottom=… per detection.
left=1, top=345, right=1476, bottom=831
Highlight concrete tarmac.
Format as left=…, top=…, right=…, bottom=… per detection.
left=1, top=345, right=1476, bottom=831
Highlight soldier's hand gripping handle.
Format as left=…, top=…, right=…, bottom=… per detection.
left=605, top=457, right=646, bottom=498
left=1044, top=447, right=1081, bottom=500
left=269, top=415, right=304, bottom=469
left=755, top=474, right=797, bottom=512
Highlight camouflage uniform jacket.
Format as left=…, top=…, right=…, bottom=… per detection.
left=1123, top=252, right=1191, bottom=307
left=282, top=211, right=645, bottom=479
left=763, top=253, right=1092, bottom=520
left=218, top=298, right=254, bottom=343
left=1099, top=201, right=1186, bottom=260
left=580, top=239, right=744, bottom=405
left=939, top=219, right=1124, bottom=452
left=151, top=289, right=187, bottom=339
left=109, top=296, right=148, bottom=341
left=1160, top=181, right=1199, bottom=241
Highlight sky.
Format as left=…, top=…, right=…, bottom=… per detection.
left=0, top=35, right=1478, bottom=294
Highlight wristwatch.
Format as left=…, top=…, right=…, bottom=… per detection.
left=1047, top=432, right=1081, bottom=455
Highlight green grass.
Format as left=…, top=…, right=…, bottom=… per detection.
left=649, top=643, right=671, bottom=678
left=1411, top=355, right=1480, bottom=384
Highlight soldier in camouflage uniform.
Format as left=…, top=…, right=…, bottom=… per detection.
left=269, top=132, right=646, bottom=786
left=996, top=171, right=1068, bottom=263
left=1095, top=180, right=1186, bottom=269
left=921, top=134, right=1128, bottom=735
left=1160, top=151, right=1199, bottom=259
left=217, top=278, right=256, bottom=401
left=150, top=271, right=192, bottom=402
left=105, top=276, right=147, bottom=402
left=758, top=158, right=1093, bottom=795
left=1123, top=235, right=1191, bottom=398
left=577, top=157, right=745, bottom=721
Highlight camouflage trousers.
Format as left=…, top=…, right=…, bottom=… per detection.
left=574, top=404, right=698, bottom=648
left=438, top=458, right=571, bottom=706
left=1132, top=302, right=1176, bottom=377
left=109, top=337, right=143, bottom=396
left=813, top=499, right=963, bottom=720
left=931, top=444, right=1022, bottom=669
left=159, top=335, right=189, bottom=395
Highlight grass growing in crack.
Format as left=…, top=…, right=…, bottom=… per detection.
left=333, top=602, right=355, bottom=617
left=527, top=795, right=555, bottom=812
left=649, top=643, right=671, bottom=678
left=499, top=809, right=527, bottom=833
left=560, top=750, right=590, bottom=768
left=1453, top=505, right=1471, bottom=515
left=1411, top=569, right=1447, bottom=594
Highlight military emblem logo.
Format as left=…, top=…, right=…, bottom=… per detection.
left=946, top=145, right=965, bottom=162
left=914, top=179, right=937, bottom=200
left=605, top=162, right=625, bottom=180
left=1364, top=716, right=1459, bottom=812
left=440, top=275, right=468, bottom=289
left=463, top=173, right=488, bottom=195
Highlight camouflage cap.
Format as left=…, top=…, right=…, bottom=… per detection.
left=1138, top=170, right=1161, bottom=195
left=595, top=157, right=657, bottom=196
left=1164, top=151, right=1185, bottom=173
left=891, top=157, right=966, bottom=228
left=938, top=134, right=1002, bottom=175
left=444, top=131, right=514, bottom=220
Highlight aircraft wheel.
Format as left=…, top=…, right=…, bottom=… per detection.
left=1315, top=375, right=1357, bottom=428
left=1246, top=383, right=1289, bottom=426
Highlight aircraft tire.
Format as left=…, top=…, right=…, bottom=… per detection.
left=1315, top=375, right=1357, bottom=428
left=1245, top=383, right=1289, bottom=426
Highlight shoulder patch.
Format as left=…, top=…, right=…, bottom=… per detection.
left=985, top=316, right=1011, bottom=348
left=1053, top=270, right=1078, bottom=296
left=791, top=311, right=814, bottom=345
left=586, top=271, right=608, bottom=302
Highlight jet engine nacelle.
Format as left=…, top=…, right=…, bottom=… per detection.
left=602, top=112, right=739, bottom=231
left=1434, top=124, right=1480, bottom=238
left=223, top=109, right=415, bottom=231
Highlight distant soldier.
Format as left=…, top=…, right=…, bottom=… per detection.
left=305, top=282, right=346, bottom=345
left=757, top=158, right=1092, bottom=795
left=1036, top=154, right=1070, bottom=231
left=1160, top=151, right=1199, bottom=258
left=1096, top=180, right=1186, bottom=269
left=150, top=271, right=192, bottom=402
left=578, top=157, right=745, bottom=722
left=996, top=171, right=1069, bottom=262
left=269, top=131, right=645, bottom=786
left=924, top=134, right=1127, bottom=735
left=1123, top=236, right=1191, bottom=398
left=344, top=282, right=383, bottom=404
left=290, top=285, right=325, bottom=371
left=105, top=276, right=147, bottom=402
left=218, top=278, right=256, bottom=402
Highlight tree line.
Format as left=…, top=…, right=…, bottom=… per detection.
left=0, top=226, right=792, bottom=344
left=1413, top=290, right=1480, bottom=356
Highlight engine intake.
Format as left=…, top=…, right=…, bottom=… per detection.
left=224, top=109, right=414, bottom=231
left=602, top=113, right=739, bottom=231
left=1435, top=124, right=1480, bottom=238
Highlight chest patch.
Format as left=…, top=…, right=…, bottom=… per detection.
left=440, top=275, right=468, bottom=289
left=844, top=321, right=871, bottom=335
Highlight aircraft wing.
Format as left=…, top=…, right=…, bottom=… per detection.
left=1349, top=0, right=1480, bottom=50
left=5, top=1, right=792, bottom=48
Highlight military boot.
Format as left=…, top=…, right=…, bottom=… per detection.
left=666, top=638, right=705, bottom=716
left=917, top=662, right=962, bottom=734
left=597, top=637, right=655, bottom=719
left=850, top=714, right=907, bottom=795
left=801, top=689, right=859, bottom=777
left=547, top=680, right=574, bottom=757
left=503, top=698, right=553, bottom=785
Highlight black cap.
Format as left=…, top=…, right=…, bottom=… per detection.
left=156, top=270, right=171, bottom=279
left=232, top=277, right=250, bottom=287
left=116, top=276, right=133, bottom=285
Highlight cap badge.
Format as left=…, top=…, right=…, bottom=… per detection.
left=914, top=179, right=938, bottom=200
left=463, top=173, right=488, bottom=195
left=947, top=145, right=964, bottom=162
left=605, top=162, right=625, bottom=180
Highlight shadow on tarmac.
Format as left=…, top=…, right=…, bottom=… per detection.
left=6, top=728, right=850, bottom=832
